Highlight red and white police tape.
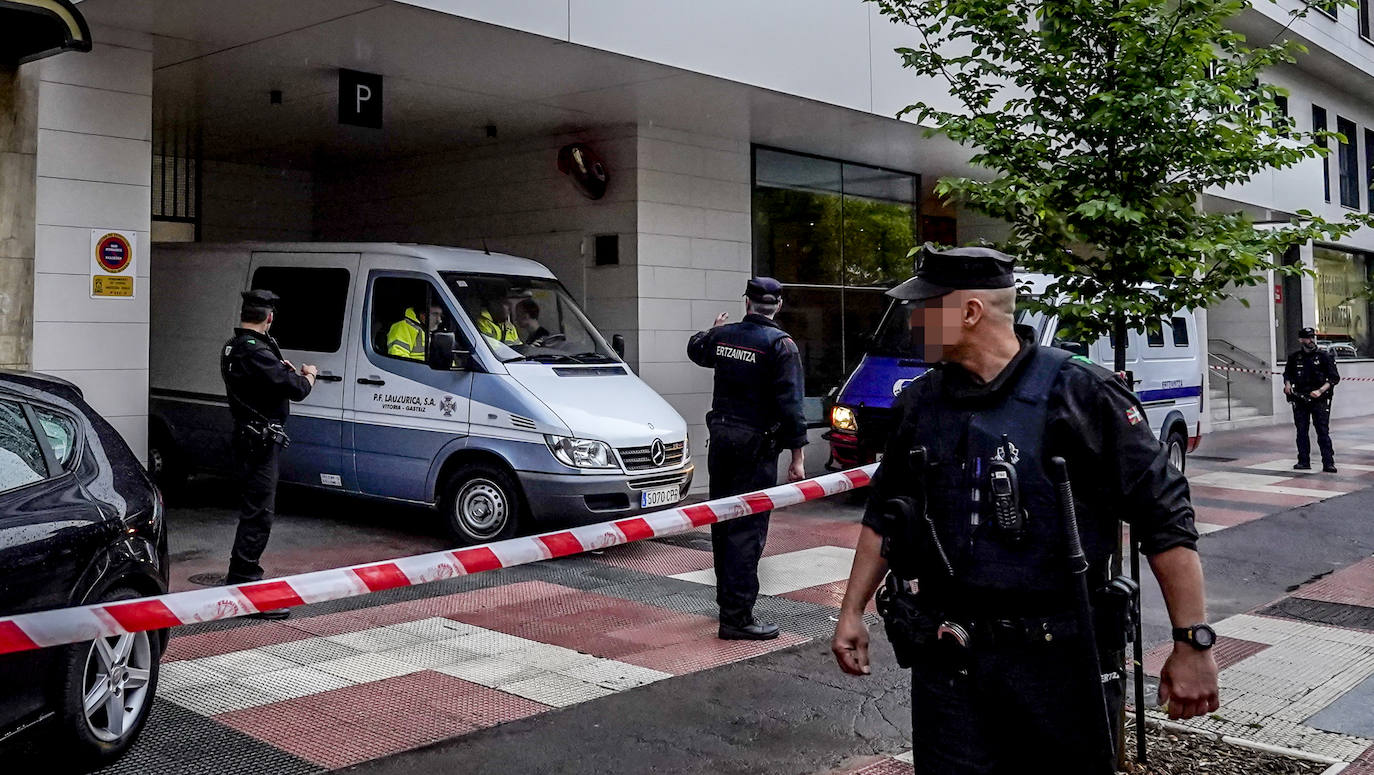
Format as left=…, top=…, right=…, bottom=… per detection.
left=0, top=464, right=879, bottom=657
left=1209, top=364, right=1374, bottom=381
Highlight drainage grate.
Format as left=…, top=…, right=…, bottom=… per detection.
left=188, top=572, right=228, bottom=587
left=1259, top=597, right=1374, bottom=631
left=1188, top=455, right=1240, bottom=462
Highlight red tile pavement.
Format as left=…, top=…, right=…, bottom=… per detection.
left=1343, top=744, right=1374, bottom=774
left=1193, top=505, right=1268, bottom=528
left=764, top=517, right=863, bottom=556
left=781, top=580, right=876, bottom=614
left=1188, top=486, right=1319, bottom=509
left=619, top=630, right=810, bottom=674
left=1270, top=475, right=1372, bottom=492
left=1142, top=636, right=1268, bottom=677
left=834, top=758, right=914, bottom=775
left=590, top=540, right=714, bottom=575
left=1293, top=556, right=1374, bottom=608
left=215, top=671, right=549, bottom=769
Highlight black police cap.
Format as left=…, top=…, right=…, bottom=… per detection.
left=886, top=244, right=1016, bottom=301
left=745, top=277, right=783, bottom=304
left=241, top=289, right=280, bottom=309
left=1299, top=327, right=1316, bottom=339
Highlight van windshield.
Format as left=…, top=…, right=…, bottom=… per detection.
left=440, top=273, right=618, bottom=364
left=868, top=297, right=1048, bottom=359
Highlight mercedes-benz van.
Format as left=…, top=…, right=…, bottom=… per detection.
left=148, top=243, right=693, bottom=543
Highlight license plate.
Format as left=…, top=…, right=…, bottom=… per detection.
left=641, top=485, right=681, bottom=509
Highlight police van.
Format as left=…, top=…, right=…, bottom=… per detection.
left=148, top=242, right=693, bottom=542
left=827, top=272, right=1204, bottom=473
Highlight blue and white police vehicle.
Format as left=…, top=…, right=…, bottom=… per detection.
left=826, top=273, right=1204, bottom=473
left=148, top=242, right=692, bottom=543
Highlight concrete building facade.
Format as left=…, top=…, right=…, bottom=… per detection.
left=1, top=0, right=1372, bottom=486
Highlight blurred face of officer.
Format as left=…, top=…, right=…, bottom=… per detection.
left=1300, top=333, right=1317, bottom=351
left=909, top=289, right=1014, bottom=364
left=427, top=304, right=444, bottom=332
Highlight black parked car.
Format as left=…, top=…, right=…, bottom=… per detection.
left=0, top=372, right=168, bottom=768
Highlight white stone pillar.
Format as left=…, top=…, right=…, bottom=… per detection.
left=32, top=27, right=153, bottom=460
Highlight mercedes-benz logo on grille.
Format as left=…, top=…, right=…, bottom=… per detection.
left=650, top=438, right=667, bottom=467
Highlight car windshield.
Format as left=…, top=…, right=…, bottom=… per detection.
left=867, top=297, right=1047, bottom=359
left=440, top=273, right=618, bottom=364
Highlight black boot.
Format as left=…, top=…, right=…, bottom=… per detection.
left=719, top=620, right=780, bottom=640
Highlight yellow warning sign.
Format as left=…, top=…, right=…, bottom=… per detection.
left=92, top=275, right=134, bottom=297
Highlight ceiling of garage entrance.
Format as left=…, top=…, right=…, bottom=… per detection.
left=78, top=0, right=971, bottom=175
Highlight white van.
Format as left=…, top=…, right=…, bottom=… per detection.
left=829, top=272, right=1203, bottom=473
left=148, top=242, right=693, bottom=542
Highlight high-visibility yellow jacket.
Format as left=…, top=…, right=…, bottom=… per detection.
left=478, top=310, right=521, bottom=344
left=386, top=309, right=427, bottom=361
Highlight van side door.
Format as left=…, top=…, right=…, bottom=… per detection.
left=346, top=268, right=475, bottom=502
left=246, top=253, right=360, bottom=491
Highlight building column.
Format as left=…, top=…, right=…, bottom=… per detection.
left=0, top=65, right=38, bottom=371
left=32, top=28, right=153, bottom=459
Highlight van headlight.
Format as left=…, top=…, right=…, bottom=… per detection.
left=831, top=406, right=858, bottom=433
left=545, top=435, right=617, bottom=469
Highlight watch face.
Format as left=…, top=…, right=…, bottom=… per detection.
left=1193, top=625, right=1216, bottom=648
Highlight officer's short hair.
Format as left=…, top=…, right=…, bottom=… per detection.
left=749, top=299, right=780, bottom=317
left=517, top=299, right=540, bottom=319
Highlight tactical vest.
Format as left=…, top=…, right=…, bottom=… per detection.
left=909, top=346, right=1074, bottom=594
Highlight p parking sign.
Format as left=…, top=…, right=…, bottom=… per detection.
left=90, top=230, right=136, bottom=299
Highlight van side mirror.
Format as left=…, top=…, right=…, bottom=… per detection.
left=1054, top=340, right=1085, bottom=356
left=427, top=332, right=473, bottom=371
left=611, top=334, right=626, bottom=358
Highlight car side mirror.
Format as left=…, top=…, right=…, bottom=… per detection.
left=612, top=334, right=626, bottom=358
left=427, top=332, right=473, bottom=371
left=1054, top=340, right=1085, bottom=356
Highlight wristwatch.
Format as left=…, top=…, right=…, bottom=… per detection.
left=1173, top=623, right=1216, bottom=650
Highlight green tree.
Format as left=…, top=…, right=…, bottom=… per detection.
left=871, top=0, right=1374, bottom=372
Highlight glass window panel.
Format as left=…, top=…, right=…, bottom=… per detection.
left=773, top=286, right=845, bottom=399
left=752, top=186, right=843, bottom=285
left=1171, top=317, right=1190, bottom=347
left=0, top=400, right=46, bottom=491
left=754, top=149, right=842, bottom=194
left=1338, top=117, right=1360, bottom=209
left=34, top=407, right=78, bottom=470
left=1313, top=247, right=1373, bottom=358
left=1314, top=105, right=1330, bottom=202
left=842, top=196, right=918, bottom=287
left=1146, top=320, right=1165, bottom=347
left=250, top=267, right=351, bottom=353
left=842, top=164, right=916, bottom=203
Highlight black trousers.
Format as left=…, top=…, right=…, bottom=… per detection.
left=707, top=420, right=778, bottom=628
left=226, top=432, right=281, bottom=584
left=1293, top=396, right=1335, bottom=468
left=908, top=640, right=1125, bottom=775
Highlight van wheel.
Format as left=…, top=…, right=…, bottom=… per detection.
left=441, top=465, right=523, bottom=545
left=148, top=428, right=186, bottom=492
left=1166, top=428, right=1187, bottom=474
left=53, top=587, right=161, bottom=768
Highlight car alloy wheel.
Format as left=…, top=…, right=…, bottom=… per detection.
left=82, top=631, right=153, bottom=743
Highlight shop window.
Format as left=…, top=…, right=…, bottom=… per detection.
left=1313, top=246, right=1374, bottom=359
left=1171, top=316, right=1190, bottom=347
left=753, top=147, right=920, bottom=401
left=1314, top=105, right=1330, bottom=203
left=1338, top=117, right=1361, bottom=209
left=249, top=267, right=351, bottom=353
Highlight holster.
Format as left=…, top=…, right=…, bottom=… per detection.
left=874, top=574, right=933, bottom=669
left=1090, top=575, right=1139, bottom=654
left=239, top=420, right=291, bottom=453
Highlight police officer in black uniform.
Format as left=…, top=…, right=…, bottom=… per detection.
left=830, top=247, right=1220, bottom=773
left=1283, top=326, right=1341, bottom=473
left=221, top=290, right=317, bottom=616
left=688, top=277, right=808, bottom=640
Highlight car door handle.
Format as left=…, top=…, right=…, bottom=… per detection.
left=316, top=373, right=343, bottom=383
left=357, top=377, right=385, bottom=386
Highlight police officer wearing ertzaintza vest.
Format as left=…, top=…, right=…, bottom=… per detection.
left=687, top=277, right=807, bottom=641
left=829, top=247, right=1220, bottom=774
left=221, top=290, right=317, bottom=618
left=1283, top=326, right=1341, bottom=473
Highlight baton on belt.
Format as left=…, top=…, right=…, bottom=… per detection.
left=1050, top=456, right=1116, bottom=774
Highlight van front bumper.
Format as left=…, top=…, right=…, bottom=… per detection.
left=520, top=464, right=695, bottom=523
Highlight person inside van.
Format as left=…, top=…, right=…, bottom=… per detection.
left=515, top=298, right=551, bottom=345
left=387, top=302, right=445, bottom=361
left=477, top=288, right=522, bottom=345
